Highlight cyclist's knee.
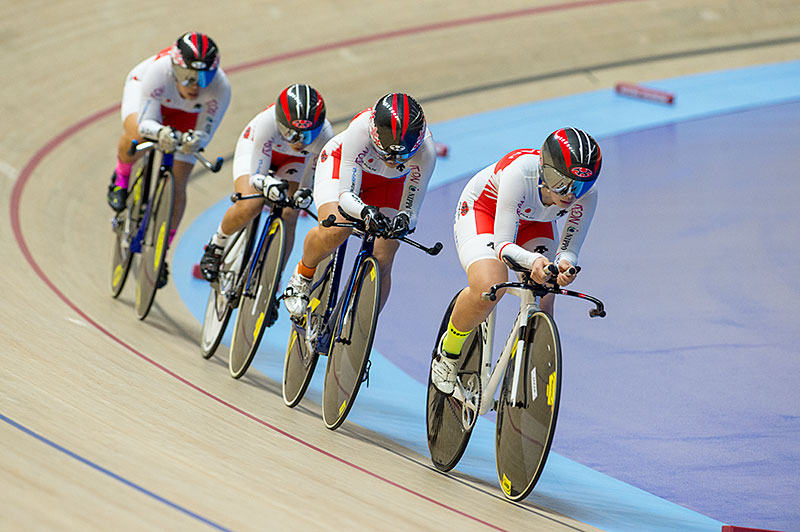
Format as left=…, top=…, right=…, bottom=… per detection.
left=372, top=239, right=399, bottom=267
left=237, top=198, right=263, bottom=220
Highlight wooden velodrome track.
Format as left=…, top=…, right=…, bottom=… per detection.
left=3, top=1, right=799, bottom=530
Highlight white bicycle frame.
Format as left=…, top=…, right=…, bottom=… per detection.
left=452, top=284, right=544, bottom=422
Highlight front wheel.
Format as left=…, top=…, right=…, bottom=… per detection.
left=321, top=255, right=380, bottom=430
left=109, top=156, right=149, bottom=297
left=135, top=171, right=174, bottom=320
left=426, top=290, right=483, bottom=472
left=495, top=310, right=562, bottom=502
left=228, top=216, right=285, bottom=379
left=200, top=218, right=258, bottom=359
left=282, top=253, right=336, bottom=408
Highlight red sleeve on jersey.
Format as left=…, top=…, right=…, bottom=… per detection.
left=493, top=148, right=539, bottom=174
left=154, top=46, right=172, bottom=60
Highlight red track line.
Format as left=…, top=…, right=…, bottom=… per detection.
left=9, top=2, right=640, bottom=529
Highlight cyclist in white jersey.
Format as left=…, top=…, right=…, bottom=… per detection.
left=107, top=32, right=231, bottom=287
left=199, top=84, right=334, bottom=286
left=431, top=127, right=602, bottom=395
left=282, top=93, right=437, bottom=317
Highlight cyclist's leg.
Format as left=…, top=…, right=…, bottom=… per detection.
left=222, top=174, right=264, bottom=235
left=279, top=196, right=300, bottom=268
left=272, top=162, right=305, bottom=268
left=117, top=114, right=145, bottom=166
left=299, top=201, right=351, bottom=269
left=170, top=159, right=194, bottom=242
left=451, top=257, right=508, bottom=332
left=371, top=220, right=400, bottom=311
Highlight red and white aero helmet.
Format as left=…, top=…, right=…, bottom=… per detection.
left=169, top=32, right=219, bottom=88
left=539, top=127, right=602, bottom=199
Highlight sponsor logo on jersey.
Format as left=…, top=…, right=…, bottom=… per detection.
left=320, top=150, right=328, bottom=163
left=243, top=126, right=251, bottom=139
left=207, top=99, right=218, bottom=116
left=568, top=204, right=583, bottom=225
left=460, top=201, right=469, bottom=216
left=560, top=226, right=577, bottom=251
left=262, top=138, right=273, bottom=157
left=403, top=165, right=422, bottom=210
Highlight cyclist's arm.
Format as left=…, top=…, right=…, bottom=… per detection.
left=335, top=125, right=367, bottom=219
left=231, top=112, right=265, bottom=183
left=554, top=187, right=597, bottom=267
left=396, top=134, right=436, bottom=230
left=193, top=69, right=231, bottom=148
left=136, top=61, right=169, bottom=139
left=494, top=170, right=543, bottom=270
left=299, top=121, right=334, bottom=190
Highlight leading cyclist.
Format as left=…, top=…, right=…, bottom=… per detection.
left=282, top=93, right=437, bottom=317
left=431, top=127, right=602, bottom=395
left=106, top=31, right=231, bottom=287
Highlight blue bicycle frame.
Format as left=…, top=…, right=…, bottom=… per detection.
left=130, top=151, right=173, bottom=254
left=305, top=235, right=376, bottom=355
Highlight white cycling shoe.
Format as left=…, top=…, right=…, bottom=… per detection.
left=431, top=338, right=460, bottom=396
left=283, top=270, right=312, bottom=318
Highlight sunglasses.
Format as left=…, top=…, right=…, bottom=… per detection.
left=173, top=64, right=217, bottom=88
left=541, top=164, right=596, bottom=199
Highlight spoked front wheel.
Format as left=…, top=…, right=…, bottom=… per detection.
left=282, top=253, right=335, bottom=408
left=426, top=290, right=483, bottom=472
left=109, top=157, right=148, bottom=298
left=135, top=172, right=174, bottom=320
left=321, top=255, right=380, bottom=430
left=228, top=216, right=285, bottom=379
left=200, top=218, right=258, bottom=359
left=495, top=310, right=561, bottom=501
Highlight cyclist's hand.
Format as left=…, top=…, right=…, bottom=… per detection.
left=361, top=205, right=391, bottom=235
left=252, top=174, right=287, bottom=202
left=530, top=256, right=553, bottom=284
left=157, top=126, right=180, bottom=153
left=556, top=260, right=579, bottom=286
left=292, top=188, right=313, bottom=210
left=180, top=130, right=208, bottom=154
left=389, top=212, right=410, bottom=238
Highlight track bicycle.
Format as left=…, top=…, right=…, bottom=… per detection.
left=200, top=181, right=316, bottom=379
left=283, top=209, right=443, bottom=430
left=109, top=133, right=223, bottom=320
left=426, top=263, right=605, bottom=501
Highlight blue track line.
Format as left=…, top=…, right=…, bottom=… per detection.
left=0, top=412, right=233, bottom=532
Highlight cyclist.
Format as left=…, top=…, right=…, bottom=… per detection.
left=106, top=31, right=231, bottom=287
left=431, top=127, right=602, bottom=395
left=282, top=92, right=437, bottom=317
left=199, top=83, right=333, bottom=294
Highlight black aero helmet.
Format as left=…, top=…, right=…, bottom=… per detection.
left=369, top=93, right=426, bottom=163
left=170, top=32, right=219, bottom=88
left=275, top=83, right=326, bottom=146
left=540, top=127, right=602, bottom=199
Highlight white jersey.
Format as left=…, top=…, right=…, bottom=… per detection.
left=125, top=48, right=231, bottom=149
left=314, top=109, right=436, bottom=229
left=458, top=148, right=597, bottom=269
left=231, top=105, right=334, bottom=188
